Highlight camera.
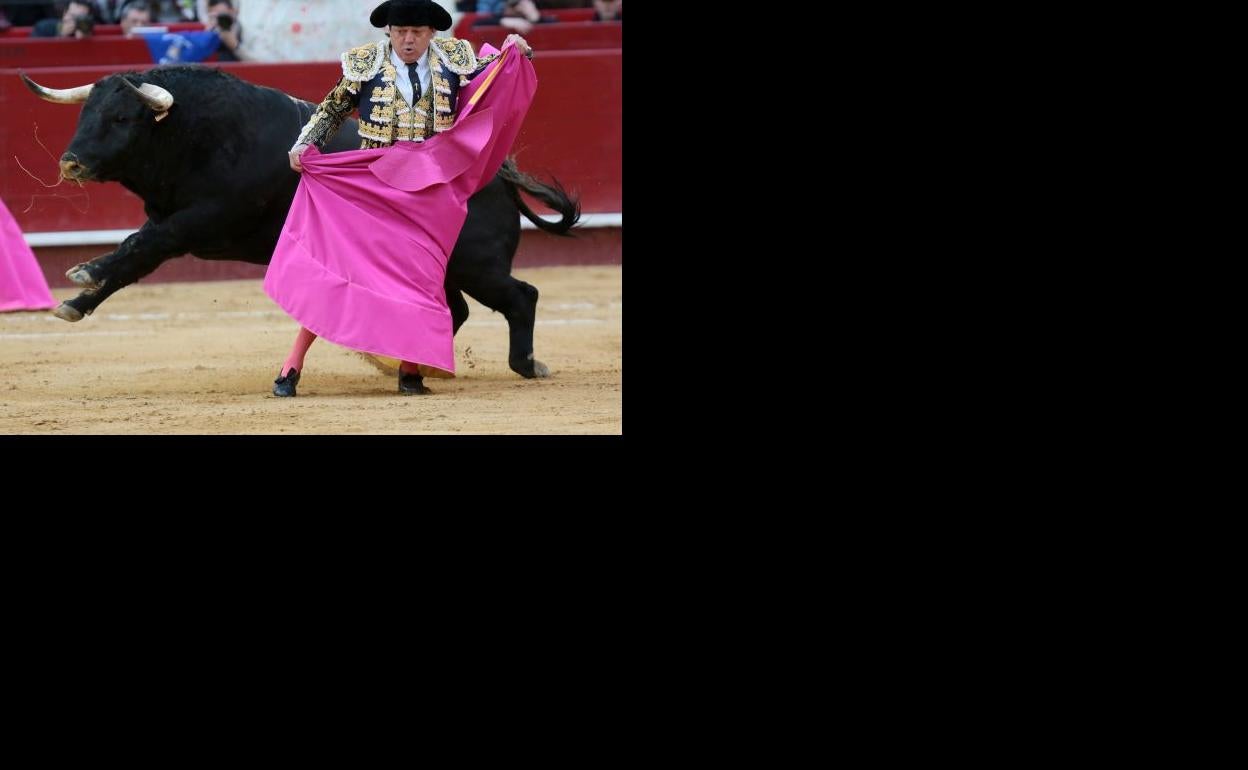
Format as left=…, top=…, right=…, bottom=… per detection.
left=73, top=14, right=94, bottom=35
left=216, top=13, right=234, bottom=31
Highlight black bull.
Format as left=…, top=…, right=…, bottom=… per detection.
left=22, top=66, right=580, bottom=380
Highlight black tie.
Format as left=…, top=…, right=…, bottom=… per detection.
left=408, top=63, right=421, bottom=102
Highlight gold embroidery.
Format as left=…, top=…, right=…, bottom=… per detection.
left=433, top=38, right=477, bottom=75
left=350, top=38, right=477, bottom=148
left=341, top=40, right=386, bottom=82
left=368, top=104, right=393, bottom=124
left=299, top=77, right=358, bottom=148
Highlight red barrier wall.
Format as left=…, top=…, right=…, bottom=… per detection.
left=1, top=25, right=224, bottom=65
left=452, top=9, right=598, bottom=39
left=31, top=226, right=620, bottom=287
left=0, top=49, right=620, bottom=235
left=461, top=21, right=620, bottom=52
left=1, top=36, right=153, bottom=66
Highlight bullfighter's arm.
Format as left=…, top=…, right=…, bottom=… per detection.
left=292, top=77, right=361, bottom=152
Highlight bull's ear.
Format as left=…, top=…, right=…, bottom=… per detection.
left=121, top=78, right=174, bottom=112
left=21, top=73, right=94, bottom=104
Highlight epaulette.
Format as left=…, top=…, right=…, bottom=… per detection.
left=431, top=37, right=478, bottom=76
left=341, top=40, right=387, bottom=82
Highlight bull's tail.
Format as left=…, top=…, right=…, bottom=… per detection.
left=498, top=158, right=581, bottom=236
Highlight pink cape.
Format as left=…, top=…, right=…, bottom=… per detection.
left=1, top=199, right=56, bottom=312
left=263, top=43, right=537, bottom=375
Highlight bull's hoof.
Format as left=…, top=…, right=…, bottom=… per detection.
left=511, top=357, right=550, bottom=379
left=52, top=303, right=84, bottom=322
left=66, top=264, right=101, bottom=290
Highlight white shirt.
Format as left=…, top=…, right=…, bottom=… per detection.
left=391, top=47, right=431, bottom=107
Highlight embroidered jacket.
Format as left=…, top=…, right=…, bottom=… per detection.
left=295, top=37, right=507, bottom=150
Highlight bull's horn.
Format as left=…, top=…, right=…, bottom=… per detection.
left=20, top=73, right=94, bottom=104
left=121, top=79, right=174, bottom=112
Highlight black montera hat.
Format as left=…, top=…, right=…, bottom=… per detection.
left=369, top=0, right=452, bottom=30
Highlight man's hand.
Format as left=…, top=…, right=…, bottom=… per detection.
left=503, top=33, right=532, bottom=57
left=289, top=143, right=309, bottom=172
left=217, top=25, right=240, bottom=51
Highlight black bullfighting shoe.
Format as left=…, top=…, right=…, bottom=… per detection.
left=398, top=369, right=430, bottom=395
left=273, top=368, right=300, bottom=397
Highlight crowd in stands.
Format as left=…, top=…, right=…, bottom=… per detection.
left=458, top=0, right=621, bottom=23
left=1, top=1, right=199, bottom=29
left=1, top=0, right=238, bottom=39
left=2, top=0, right=618, bottom=59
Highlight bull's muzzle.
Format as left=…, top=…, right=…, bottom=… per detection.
left=59, top=153, right=90, bottom=181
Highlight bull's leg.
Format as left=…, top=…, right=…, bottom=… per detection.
left=463, top=276, right=549, bottom=379
left=65, top=251, right=117, bottom=290
left=51, top=210, right=219, bottom=322
left=54, top=249, right=170, bottom=321
left=447, top=286, right=470, bottom=334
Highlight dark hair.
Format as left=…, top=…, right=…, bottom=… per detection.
left=118, top=0, right=148, bottom=18
left=68, top=0, right=101, bottom=20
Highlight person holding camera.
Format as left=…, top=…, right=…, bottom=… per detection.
left=203, top=0, right=244, bottom=60
left=29, top=1, right=99, bottom=38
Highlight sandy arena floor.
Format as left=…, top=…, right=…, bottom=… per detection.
left=0, top=265, right=621, bottom=434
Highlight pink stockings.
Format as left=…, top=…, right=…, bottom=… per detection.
left=281, top=326, right=422, bottom=377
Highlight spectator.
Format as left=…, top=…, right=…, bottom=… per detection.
left=202, top=0, right=242, bottom=59
left=76, top=1, right=120, bottom=22
left=592, top=0, right=618, bottom=21
left=31, top=1, right=101, bottom=37
left=117, top=0, right=149, bottom=33
left=0, top=1, right=56, bottom=26
left=473, top=0, right=554, bottom=34
left=148, top=0, right=195, bottom=21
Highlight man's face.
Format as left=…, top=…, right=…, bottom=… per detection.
left=388, top=25, right=435, bottom=64
left=63, top=1, right=90, bottom=20
left=120, top=7, right=151, bottom=35
left=61, top=1, right=91, bottom=34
